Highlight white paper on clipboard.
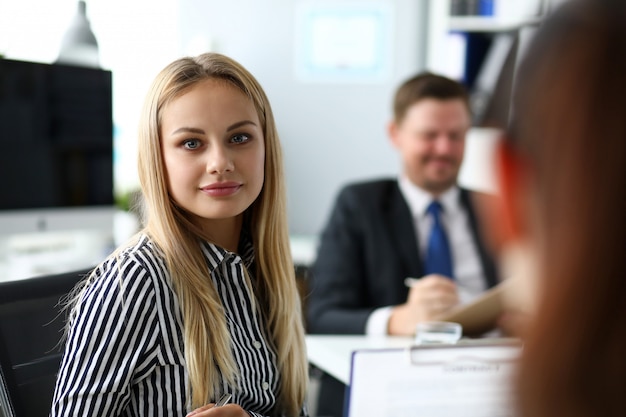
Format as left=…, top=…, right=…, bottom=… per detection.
left=347, top=341, right=522, bottom=417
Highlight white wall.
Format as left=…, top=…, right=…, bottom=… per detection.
left=178, top=0, right=428, bottom=235
left=8, top=0, right=501, bottom=238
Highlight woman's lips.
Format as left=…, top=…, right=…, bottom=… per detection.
left=201, top=182, right=242, bottom=197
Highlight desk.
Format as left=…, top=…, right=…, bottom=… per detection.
left=0, top=233, right=318, bottom=283
left=305, top=335, right=413, bottom=384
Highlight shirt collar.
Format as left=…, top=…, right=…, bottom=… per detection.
left=398, top=174, right=461, bottom=219
left=200, top=229, right=255, bottom=274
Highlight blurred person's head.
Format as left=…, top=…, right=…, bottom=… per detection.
left=388, top=72, right=471, bottom=196
left=493, top=1, right=626, bottom=416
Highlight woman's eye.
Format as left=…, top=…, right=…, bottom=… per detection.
left=230, top=134, right=250, bottom=144
left=182, top=139, right=201, bottom=150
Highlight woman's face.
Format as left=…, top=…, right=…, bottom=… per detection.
left=160, top=78, right=265, bottom=231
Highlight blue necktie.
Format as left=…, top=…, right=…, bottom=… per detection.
left=424, top=201, right=454, bottom=279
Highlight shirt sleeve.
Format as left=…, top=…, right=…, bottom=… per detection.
left=365, top=306, right=393, bottom=336
left=51, top=259, right=161, bottom=416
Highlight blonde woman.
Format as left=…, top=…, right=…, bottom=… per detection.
left=51, top=53, right=308, bottom=417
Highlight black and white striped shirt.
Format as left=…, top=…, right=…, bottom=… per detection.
left=51, top=233, right=299, bottom=417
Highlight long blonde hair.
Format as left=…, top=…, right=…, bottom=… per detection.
left=84, top=53, right=306, bottom=414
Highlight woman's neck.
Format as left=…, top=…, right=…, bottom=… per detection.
left=196, top=215, right=243, bottom=253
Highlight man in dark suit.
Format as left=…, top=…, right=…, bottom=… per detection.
left=306, top=72, right=500, bottom=417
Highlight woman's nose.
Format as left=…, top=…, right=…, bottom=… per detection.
left=206, top=145, right=234, bottom=174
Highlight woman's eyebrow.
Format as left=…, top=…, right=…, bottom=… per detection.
left=171, top=126, right=206, bottom=135
left=227, top=120, right=257, bottom=132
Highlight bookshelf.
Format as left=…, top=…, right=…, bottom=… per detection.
left=448, top=15, right=543, bottom=33
left=426, top=0, right=545, bottom=127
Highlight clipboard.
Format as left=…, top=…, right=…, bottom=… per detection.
left=440, top=280, right=510, bottom=336
left=346, top=340, right=522, bottom=417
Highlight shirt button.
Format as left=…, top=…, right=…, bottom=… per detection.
left=262, top=381, right=269, bottom=390
left=253, top=341, right=262, bottom=349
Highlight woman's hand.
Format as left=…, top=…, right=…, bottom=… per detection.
left=186, top=403, right=249, bottom=417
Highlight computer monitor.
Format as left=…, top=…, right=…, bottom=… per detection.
left=0, top=59, right=114, bottom=279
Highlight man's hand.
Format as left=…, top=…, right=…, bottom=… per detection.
left=388, top=274, right=459, bottom=336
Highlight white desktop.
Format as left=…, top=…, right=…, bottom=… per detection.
left=306, top=335, right=414, bottom=384
left=0, top=214, right=316, bottom=283
left=0, top=207, right=116, bottom=282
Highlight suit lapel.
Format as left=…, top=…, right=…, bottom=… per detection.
left=459, top=189, right=499, bottom=288
left=383, top=182, right=422, bottom=279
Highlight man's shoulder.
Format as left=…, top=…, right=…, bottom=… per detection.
left=339, top=178, right=398, bottom=199
left=460, top=187, right=498, bottom=206
left=328, top=178, right=401, bottom=216
left=460, top=187, right=496, bottom=197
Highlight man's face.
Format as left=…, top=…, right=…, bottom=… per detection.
left=388, top=98, right=470, bottom=195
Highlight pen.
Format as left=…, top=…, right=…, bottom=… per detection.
left=215, top=393, right=232, bottom=407
left=405, top=276, right=473, bottom=305
left=404, top=277, right=459, bottom=287
left=404, top=277, right=419, bottom=287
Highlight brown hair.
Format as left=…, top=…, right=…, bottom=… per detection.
left=392, top=72, right=470, bottom=123
left=508, top=1, right=626, bottom=416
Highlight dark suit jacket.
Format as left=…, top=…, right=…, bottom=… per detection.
left=306, top=179, right=499, bottom=335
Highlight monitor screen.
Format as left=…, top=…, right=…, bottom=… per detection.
left=0, top=58, right=113, bottom=211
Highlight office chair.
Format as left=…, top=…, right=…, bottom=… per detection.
left=1, top=370, right=11, bottom=417
left=0, top=268, right=92, bottom=417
